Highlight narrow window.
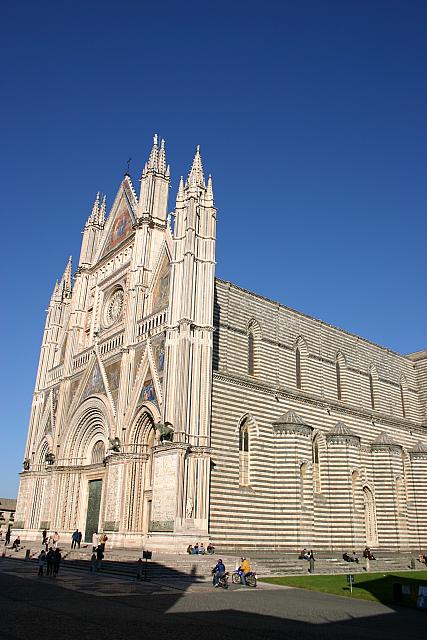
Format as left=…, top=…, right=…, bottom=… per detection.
left=248, top=332, right=254, bottom=376
left=336, top=360, right=342, bottom=400
left=400, top=384, right=406, bottom=418
left=296, top=347, right=302, bottom=389
left=239, top=420, right=249, bottom=486
left=369, top=373, right=375, bottom=409
left=312, top=436, right=321, bottom=493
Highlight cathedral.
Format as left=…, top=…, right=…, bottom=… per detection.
left=15, top=137, right=427, bottom=551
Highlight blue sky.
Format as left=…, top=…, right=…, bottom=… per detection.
left=1, top=0, right=426, bottom=497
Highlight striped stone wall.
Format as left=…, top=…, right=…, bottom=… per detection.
left=209, top=279, right=427, bottom=550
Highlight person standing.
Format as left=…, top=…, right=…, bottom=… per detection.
left=5, top=525, right=11, bottom=546
left=99, top=533, right=108, bottom=552
left=37, top=550, right=46, bottom=577
left=53, top=548, right=62, bottom=577
left=42, top=529, right=47, bottom=547
left=46, top=548, right=55, bottom=576
left=77, top=530, right=82, bottom=549
left=96, top=545, right=104, bottom=571
left=52, top=531, right=60, bottom=549
left=71, top=530, right=78, bottom=549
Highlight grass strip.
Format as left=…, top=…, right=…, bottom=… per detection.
left=261, top=571, right=427, bottom=606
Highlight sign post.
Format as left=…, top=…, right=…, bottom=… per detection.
left=346, top=574, right=354, bottom=594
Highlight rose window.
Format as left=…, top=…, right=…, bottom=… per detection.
left=104, top=289, right=124, bottom=327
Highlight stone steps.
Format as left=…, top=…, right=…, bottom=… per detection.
left=4, top=543, right=420, bottom=580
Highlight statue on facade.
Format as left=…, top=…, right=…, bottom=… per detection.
left=23, top=458, right=30, bottom=471
left=45, top=452, right=55, bottom=465
left=156, top=422, right=174, bottom=443
left=108, top=437, right=121, bottom=453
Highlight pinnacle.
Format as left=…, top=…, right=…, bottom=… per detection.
left=186, top=145, right=205, bottom=188
left=60, top=256, right=72, bottom=299
left=176, top=176, right=185, bottom=204
left=98, top=195, right=106, bottom=225
left=147, top=134, right=159, bottom=170
left=87, top=192, right=100, bottom=225
left=158, top=138, right=167, bottom=173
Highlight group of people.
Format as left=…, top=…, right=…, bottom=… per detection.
left=343, top=547, right=377, bottom=563
left=417, top=553, right=427, bottom=566
left=89, top=533, right=109, bottom=571
left=186, top=542, right=215, bottom=555
left=37, top=547, right=62, bottom=577
left=42, top=530, right=60, bottom=550
left=212, top=557, right=252, bottom=587
left=71, top=530, right=82, bottom=549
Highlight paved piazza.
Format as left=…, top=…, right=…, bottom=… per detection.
left=1, top=559, right=422, bottom=640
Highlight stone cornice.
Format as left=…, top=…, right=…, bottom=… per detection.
left=326, top=434, right=361, bottom=447
left=216, top=321, right=418, bottom=394
left=212, top=371, right=426, bottom=434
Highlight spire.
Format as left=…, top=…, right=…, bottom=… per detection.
left=61, top=256, right=72, bottom=298
left=98, top=195, right=106, bottom=225
left=158, top=138, right=167, bottom=174
left=147, top=134, right=159, bottom=170
left=205, top=174, right=214, bottom=205
left=87, top=192, right=100, bottom=225
left=186, top=145, right=205, bottom=188
left=176, top=176, right=184, bottom=205
left=50, top=280, right=60, bottom=304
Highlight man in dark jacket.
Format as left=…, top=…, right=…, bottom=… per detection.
left=212, top=559, right=226, bottom=587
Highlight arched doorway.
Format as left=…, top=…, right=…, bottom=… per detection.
left=124, top=410, right=156, bottom=533
left=363, top=486, right=378, bottom=546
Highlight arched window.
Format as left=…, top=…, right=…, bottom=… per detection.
left=247, top=320, right=261, bottom=377
left=248, top=331, right=255, bottom=376
left=400, top=377, right=407, bottom=418
left=312, top=435, right=321, bottom=493
left=369, top=374, right=375, bottom=409
left=336, top=360, right=342, bottom=400
left=351, top=470, right=360, bottom=511
left=300, top=462, right=308, bottom=506
left=296, top=347, right=302, bottom=389
left=239, top=419, right=250, bottom=486
left=363, top=486, right=378, bottom=546
left=91, top=440, right=105, bottom=465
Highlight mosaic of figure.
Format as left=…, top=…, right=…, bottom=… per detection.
left=102, top=206, right=132, bottom=256
left=82, top=363, right=105, bottom=401
left=152, top=259, right=170, bottom=313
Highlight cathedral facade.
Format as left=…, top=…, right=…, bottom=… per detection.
left=15, top=137, right=427, bottom=551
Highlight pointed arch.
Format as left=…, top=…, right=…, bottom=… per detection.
left=247, top=319, right=261, bottom=377
left=363, top=485, right=378, bottom=546
left=238, top=415, right=252, bottom=486
left=311, top=430, right=325, bottom=494
left=335, top=351, right=347, bottom=401
left=295, top=336, right=308, bottom=390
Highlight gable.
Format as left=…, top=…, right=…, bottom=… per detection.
left=81, top=362, right=106, bottom=401
left=151, top=255, right=170, bottom=313
left=101, top=200, right=133, bottom=258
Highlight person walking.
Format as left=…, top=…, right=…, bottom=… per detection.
left=37, top=550, right=46, bottom=577
left=53, top=548, right=62, bottom=577
left=46, top=548, right=55, bottom=576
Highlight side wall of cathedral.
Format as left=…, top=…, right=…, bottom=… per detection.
left=209, top=279, right=427, bottom=550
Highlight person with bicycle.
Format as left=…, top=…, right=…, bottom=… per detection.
left=212, top=558, right=226, bottom=587
left=239, top=557, right=251, bottom=586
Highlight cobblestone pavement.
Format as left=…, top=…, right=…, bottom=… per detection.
left=0, top=558, right=422, bottom=640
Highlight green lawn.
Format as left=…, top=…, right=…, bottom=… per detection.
left=261, top=571, right=427, bottom=606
